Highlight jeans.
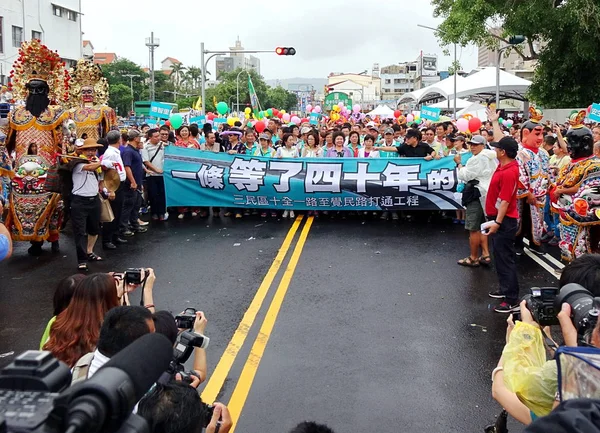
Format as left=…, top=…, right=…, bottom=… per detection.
left=71, top=195, right=100, bottom=263
left=491, top=216, right=520, bottom=303
left=120, top=187, right=142, bottom=233
left=102, top=184, right=125, bottom=244
left=544, top=195, right=559, bottom=236
left=146, top=175, right=166, bottom=216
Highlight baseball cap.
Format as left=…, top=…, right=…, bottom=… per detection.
left=258, top=133, right=270, bottom=140
left=366, top=121, right=376, bottom=128
left=454, top=134, right=466, bottom=142
left=384, top=127, right=394, bottom=135
left=300, top=126, right=311, bottom=134
left=445, top=133, right=457, bottom=141
left=468, top=135, right=486, bottom=145
left=491, top=136, right=519, bottom=153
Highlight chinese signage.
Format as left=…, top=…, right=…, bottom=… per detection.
left=212, top=118, right=226, bottom=129
left=421, top=105, right=441, bottom=121
left=190, top=115, right=206, bottom=126
left=163, top=147, right=470, bottom=210
left=150, top=101, right=175, bottom=119
left=309, top=112, right=322, bottom=125
left=324, top=92, right=352, bottom=111
left=589, top=103, right=600, bottom=123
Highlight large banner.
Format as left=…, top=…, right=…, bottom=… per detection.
left=164, top=147, right=470, bottom=210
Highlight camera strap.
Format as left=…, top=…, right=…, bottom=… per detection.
left=541, top=327, right=558, bottom=351
left=138, top=271, right=150, bottom=307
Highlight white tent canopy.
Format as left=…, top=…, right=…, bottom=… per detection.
left=429, top=98, right=472, bottom=110
left=456, top=102, right=489, bottom=121
left=398, top=75, right=468, bottom=104
left=433, top=67, right=532, bottom=102
left=367, top=104, right=395, bottom=118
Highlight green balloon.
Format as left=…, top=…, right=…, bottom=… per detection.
left=247, top=121, right=253, bottom=127
left=267, top=108, right=273, bottom=116
left=170, top=113, right=183, bottom=129
left=259, top=110, right=264, bottom=119
left=216, top=101, right=229, bottom=115
left=499, top=117, right=504, bottom=124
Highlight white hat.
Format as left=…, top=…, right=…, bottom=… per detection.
left=366, top=121, right=376, bottom=127
left=75, top=138, right=84, bottom=148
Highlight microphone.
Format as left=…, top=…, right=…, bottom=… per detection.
left=57, top=333, right=172, bottom=433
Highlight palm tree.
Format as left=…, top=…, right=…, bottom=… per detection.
left=186, top=66, right=202, bottom=89
left=170, top=63, right=187, bottom=90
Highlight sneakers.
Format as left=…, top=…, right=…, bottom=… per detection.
left=122, top=230, right=135, bottom=237
left=488, top=290, right=506, bottom=299
left=290, top=210, right=295, bottom=219
left=528, top=243, right=546, bottom=256
left=235, top=213, right=243, bottom=219
left=282, top=210, right=289, bottom=218
left=191, top=211, right=198, bottom=217
left=549, top=237, right=559, bottom=246
left=152, top=214, right=159, bottom=221
left=494, top=302, right=520, bottom=313
left=391, top=212, right=399, bottom=220
left=178, top=213, right=185, bottom=220
left=380, top=211, right=389, bottom=220
left=160, top=213, right=169, bottom=221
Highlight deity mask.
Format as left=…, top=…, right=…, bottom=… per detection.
left=81, top=86, right=94, bottom=104
left=566, top=126, right=594, bottom=160
left=25, top=79, right=50, bottom=118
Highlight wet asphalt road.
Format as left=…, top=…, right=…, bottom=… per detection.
left=0, top=212, right=560, bottom=433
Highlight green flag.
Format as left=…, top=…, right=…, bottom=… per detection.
left=248, top=75, right=261, bottom=117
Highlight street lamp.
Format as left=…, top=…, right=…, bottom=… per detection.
left=417, top=24, right=457, bottom=119
left=236, top=69, right=250, bottom=115
left=123, top=74, right=140, bottom=113
left=496, top=35, right=526, bottom=108
left=145, top=32, right=160, bottom=101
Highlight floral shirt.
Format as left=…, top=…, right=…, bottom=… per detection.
left=174, top=138, right=199, bottom=149
left=517, top=147, right=550, bottom=200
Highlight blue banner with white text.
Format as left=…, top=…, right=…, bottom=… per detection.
left=163, top=147, right=470, bottom=210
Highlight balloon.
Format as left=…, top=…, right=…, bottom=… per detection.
left=227, top=117, right=235, bottom=126
left=272, top=108, right=279, bottom=116
left=254, top=121, right=266, bottom=133
left=216, top=101, right=228, bottom=115
left=301, top=118, right=309, bottom=124
left=258, top=110, right=264, bottom=119
left=353, top=104, right=361, bottom=113
left=506, top=120, right=513, bottom=127
left=291, top=116, right=301, bottom=124
left=393, top=110, right=401, bottom=118
left=264, top=110, right=270, bottom=118
left=244, top=107, right=251, bottom=114
left=498, top=117, right=504, bottom=124
left=306, top=104, right=313, bottom=113
left=406, top=114, right=414, bottom=123
left=282, top=113, right=291, bottom=122
left=277, top=112, right=283, bottom=119
left=247, top=121, right=253, bottom=127
left=267, top=108, right=273, bottom=117
left=165, top=120, right=171, bottom=128
left=169, top=114, right=183, bottom=129
left=588, top=105, right=593, bottom=114
left=456, top=118, right=469, bottom=132
left=313, top=106, right=322, bottom=113
left=468, top=117, right=482, bottom=133
left=207, top=113, right=216, bottom=121
left=280, top=109, right=286, bottom=115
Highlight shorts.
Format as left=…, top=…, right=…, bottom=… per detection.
left=465, top=200, right=485, bottom=231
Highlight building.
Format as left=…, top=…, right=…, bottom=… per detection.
left=93, top=52, right=117, bottom=65
left=380, top=62, right=418, bottom=99
left=477, top=27, right=539, bottom=79
left=215, top=37, right=261, bottom=80
left=415, top=52, right=440, bottom=89
left=161, top=57, right=181, bottom=71
left=0, top=0, right=83, bottom=85
left=82, top=40, right=94, bottom=60
left=327, top=72, right=381, bottom=104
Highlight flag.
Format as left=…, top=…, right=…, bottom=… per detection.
left=213, top=96, right=218, bottom=109
left=248, top=75, right=261, bottom=117
left=193, top=96, right=202, bottom=111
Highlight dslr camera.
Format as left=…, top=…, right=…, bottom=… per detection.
left=519, top=283, right=600, bottom=345
left=175, top=308, right=198, bottom=330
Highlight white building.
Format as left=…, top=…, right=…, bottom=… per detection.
left=215, top=38, right=261, bottom=80
left=415, top=52, right=440, bottom=89
left=0, top=0, right=83, bottom=85
left=380, top=62, right=418, bottom=99
left=327, top=73, right=381, bottom=103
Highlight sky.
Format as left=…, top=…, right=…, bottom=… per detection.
left=81, top=0, right=478, bottom=79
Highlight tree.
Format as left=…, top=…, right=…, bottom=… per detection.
left=109, top=83, right=133, bottom=116
left=432, top=0, right=600, bottom=107
left=102, top=58, right=147, bottom=109
left=266, top=86, right=298, bottom=111
left=170, top=63, right=187, bottom=91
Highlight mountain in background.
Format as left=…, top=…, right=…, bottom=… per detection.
left=265, top=77, right=328, bottom=91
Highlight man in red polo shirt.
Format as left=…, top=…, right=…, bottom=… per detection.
left=484, top=134, right=521, bottom=313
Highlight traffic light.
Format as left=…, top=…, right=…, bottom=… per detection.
left=275, top=47, right=296, bottom=56
left=508, top=35, right=525, bottom=45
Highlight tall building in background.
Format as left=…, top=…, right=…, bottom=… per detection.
left=215, top=37, right=261, bottom=80
left=477, top=27, right=538, bottom=80
left=415, top=52, right=440, bottom=89
left=0, top=0, right=83, bottom=85
left=380, top=62, right=418, bottom=99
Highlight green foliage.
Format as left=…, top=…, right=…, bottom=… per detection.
left=447, top=60, right=462, bottom=76
left=266, top=86, right=298, bottom=111
left=432, top=0, right=600, bottom=107
left=108, top=83, right=133, bottom=116
left=102, top=58, right=147, bottom=113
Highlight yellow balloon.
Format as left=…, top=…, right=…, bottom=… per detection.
left=244, top=107, right=251, bottom=114
left=332, top=105, right=339, bottom=112
left=264, top=111, right=270, bottom=118
left=280, top=110, right=286, bottom=115
left=227, top=117, right=235, bottom=126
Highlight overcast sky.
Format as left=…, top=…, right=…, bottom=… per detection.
left=81, top=0, right=478, bottom=79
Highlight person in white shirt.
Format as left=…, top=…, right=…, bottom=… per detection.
left=142, top=129, right=168, bottom=221
left=100, top=130, right=127, bottom=250
left=358, top=135, right=380, bottom=158
left=275, top=133, right=298, bottom=219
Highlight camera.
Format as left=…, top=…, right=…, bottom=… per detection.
left=160, top=330, right=210, bottom=387
left=124, top=268, right=146, bottom=285
left=519, top=283, right=600, bottom=345
left=175, top=308, right=197, bottom=330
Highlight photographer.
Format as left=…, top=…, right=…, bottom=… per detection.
left=138, top=381, right=232, bottom=433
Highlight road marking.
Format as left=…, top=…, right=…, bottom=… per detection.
left=201, top=215, right=304, bottom=403
left=226, top=216, right=314, bottom=431
left=523, top=248, right=559, bottom=279
left=523, top=238, right=564, bottom=269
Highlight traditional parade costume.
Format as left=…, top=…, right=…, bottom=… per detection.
left=4, top=39, right=70, bottom=255
left=67, top=59, right=115, bottom=140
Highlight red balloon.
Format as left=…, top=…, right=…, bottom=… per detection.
left=254, top=121, right=266, bottom=133
left=276, top=112, right=283, bottom=119
left=301, top=118, right=309, bottom=123
left=207, top=113, right=216, bottom=121
left=165, top=120, right=171, bottom=127
left=588, top=105, right=593, bottom=114
left=272, top=109, right=279, bottom=116
left=393, top=110, right=401, bottom=118
left=468, top=117, right=482, bottom=133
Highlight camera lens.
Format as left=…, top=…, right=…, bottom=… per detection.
left=555, top=283, right=596, bottom=336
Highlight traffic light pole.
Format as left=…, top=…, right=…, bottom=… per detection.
left=200, top=43, right=282, bottom=115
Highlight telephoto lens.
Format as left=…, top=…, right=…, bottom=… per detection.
left=555, top=283, right=600, bottom=344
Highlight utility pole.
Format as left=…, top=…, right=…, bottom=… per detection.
left=123, top=74, right=140, bottom=113
left=145, top=32, right=160, bottom=101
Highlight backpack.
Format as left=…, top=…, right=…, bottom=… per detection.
left=71, top=352, right=95, bottom=385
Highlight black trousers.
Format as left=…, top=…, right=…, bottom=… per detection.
left=120, top=187, right=142, bottom=233
left=515, top=198, right=533, bottom=249
left=71, top=195, right=100, bottom=263
left=102, top=184, right=125, bottom=244
left=491, top=216, right=520, bottom=303
left=146, top=175, right=166, bottom=216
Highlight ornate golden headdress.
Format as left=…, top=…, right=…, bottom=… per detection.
left=67, top=59, right=109, bottom=108
left=568, top=110, right=587, bottom=128
left=528, top=106, right=544, bottom=123
left=8, top=39, right=70, bottom=104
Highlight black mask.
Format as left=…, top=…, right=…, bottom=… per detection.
left=25, top=79, right=50, bottom=118
left=566, top=126, right=594, bottom=160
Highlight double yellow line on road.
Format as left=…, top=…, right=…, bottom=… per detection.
left=202, top=215, right=314, bottom=429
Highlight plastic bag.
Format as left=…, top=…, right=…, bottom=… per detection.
left=502, top=322, right=558, bottom=417
left=557, top=346, right=600, bottom=401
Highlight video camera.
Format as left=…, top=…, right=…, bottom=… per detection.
left=518, top=283, right=600, bottom=345
left=0, top=333, right=172, bottom=433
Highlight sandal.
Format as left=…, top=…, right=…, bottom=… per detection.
left=78, top=263, right=88, bottom=271
left=457, top=256, right=480, bottom=267
left=87, top=253, right=103, bottom=261
left=478, top=255, right=492, bottom=266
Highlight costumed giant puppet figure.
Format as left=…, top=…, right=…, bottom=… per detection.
left=552, top=110, right=600, bottom=262
left=4, top=39, right=70, bottom=255
left=515, top=107, right=550, bottom=255
left=67, top=59, right=115, bottom=140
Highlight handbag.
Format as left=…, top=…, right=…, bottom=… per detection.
left=99, top=195, right=114, bottom=223
left=461, top=179, right=481, bottom=206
